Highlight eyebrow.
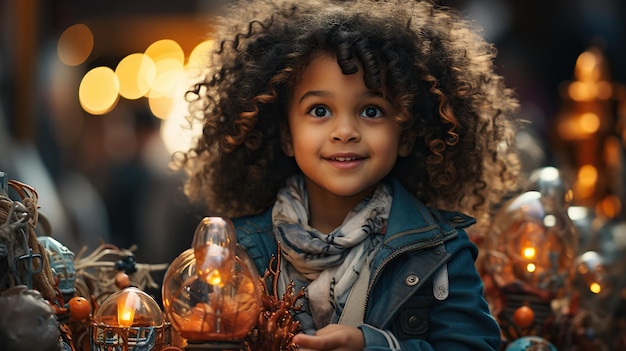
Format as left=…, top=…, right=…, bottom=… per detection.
left=297, top=90, right=330, bottom=103
left=297, top=90, right=387, bottom=104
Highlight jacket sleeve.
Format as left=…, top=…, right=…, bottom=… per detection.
left=358, top=243, right=501, bottom=351
left=233, top=208, right=277, bottom=276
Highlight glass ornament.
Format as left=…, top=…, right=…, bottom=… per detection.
left=483, top=190, right=578, bottom=297
left=575, top=251, right=613, bottom=298
left=526, top=166, right=573, bottom=209
left=91, top=287, right=170, bottom=351
left=162, top=217, right=261, bottom=350
left=574, top=219, right=626, bottom=305
left=38, top=235, right=76, bottom=296
left=0, top=171, right=7, bottom=195
left=572, top=219, right=626, bottom=343
left=526, top=166, right=599, bottom=251
left=504, top=336, right=557, bottom=351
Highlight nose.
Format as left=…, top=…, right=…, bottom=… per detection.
left=330, top=115, right=361, bottom=143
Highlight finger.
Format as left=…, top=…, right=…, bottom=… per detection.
left=313, top=325, right=338, bottom=336
left=293, top=333, right=336, bottom=351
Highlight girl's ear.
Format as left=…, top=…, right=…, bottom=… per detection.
left=280, top=124, right=295, bottom=157
left=398, top=130, right=416, bottom=157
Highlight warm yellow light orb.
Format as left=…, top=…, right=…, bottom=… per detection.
left=144, top=39, right=185, bottom=98
left=188, top=40, right=214, bottom=72
left=79, top=66, right=119, bottom=115
left=589, top=282, right=602, bottom=294
left=115, top=53, right=156, bottom=100
left=145, top=39, right=185, bottom=63
left=578, top=165, right=598, bottom=186
left=523, top=247, right=537, bottom=260
left=148, top=94, right=175, bottom=119
left=579, top=112, right=600, bottom=134
left=148, top=59, right=184, bottom=98
left=568, top=81, right=596, bottom=101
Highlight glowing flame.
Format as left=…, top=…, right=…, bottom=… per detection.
left=522, top=247, right=537, bottom=260
left=117, top=291, right=138, bottom=327
left=206, top=270, right=223, bottom=286
left=195, top=243, right=230, bottom=286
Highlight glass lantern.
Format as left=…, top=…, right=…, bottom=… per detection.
left=482, top=188, right=580, bottom=341
left=572, top=220, right=626, bottom=345
left=483, top=190, right=578, bottom=297
left=162, top=217, right=261, bottom=350
left=91, top=287, right=170, bottom=351
left=38, top=235, right=76, bottom=297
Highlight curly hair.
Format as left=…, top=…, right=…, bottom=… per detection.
left=176, top=0, right=522, bottom=229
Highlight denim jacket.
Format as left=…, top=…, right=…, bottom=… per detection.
left=234, top=178, right=501, bottom=351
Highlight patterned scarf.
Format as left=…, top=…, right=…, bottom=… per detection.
left=272, top=175, right=391, bottom=332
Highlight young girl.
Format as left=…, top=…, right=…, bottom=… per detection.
left=178, top=0, right=522, bottom=349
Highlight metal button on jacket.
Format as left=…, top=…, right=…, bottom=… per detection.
left=405, top=274, right=419, bottom=286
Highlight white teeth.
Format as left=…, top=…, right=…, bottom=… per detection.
left=335, top=157, right=358, bottom=161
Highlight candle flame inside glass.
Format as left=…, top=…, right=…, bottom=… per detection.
left=117, top=291, right=138, bottom=327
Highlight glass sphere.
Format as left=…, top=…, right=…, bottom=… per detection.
left=38, top=235, right=76, bottom=295
left=91, top=287, right=169, bottom=351
left=574, top=220, right=626, bottom=321
left=93, top=287, right=164, bottom=327
left=526, top=166, right=573, bottom=209
left=192, top=217, right=236, bottom=286
left=575, top=251, right=611, bottom=298
left=505, top=336, right=557, bottom=351
left=483, top=191, right=578, bottom=297
left=162, top=217, right=261, bottom=343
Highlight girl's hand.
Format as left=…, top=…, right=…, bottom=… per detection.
left=293, top=324, right=365, bottom=351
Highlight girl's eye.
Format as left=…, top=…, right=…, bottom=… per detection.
left=307, top=105, right=331, bottom=118
left=361, top=106, right=384, bottom=118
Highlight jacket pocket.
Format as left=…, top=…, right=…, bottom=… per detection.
left=393, top=293, right=433, bottom=339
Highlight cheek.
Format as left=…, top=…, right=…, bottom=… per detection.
left=291, top=131, right=317, bottom=154
left=373, top=129, right=403, bottom=154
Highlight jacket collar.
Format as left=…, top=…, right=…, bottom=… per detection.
left=385, top=178, right=444, bottom=241
left=369, top=178, right=455, bottom=270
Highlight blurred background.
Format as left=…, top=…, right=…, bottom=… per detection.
left=1, top=0, right=625, bottom=266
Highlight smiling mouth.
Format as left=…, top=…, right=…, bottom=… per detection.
left=327, top=156, right=365, bottom=162
left=333, top=156, right=361, bottom=161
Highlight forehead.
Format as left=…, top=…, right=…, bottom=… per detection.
left=290, top=53, right=368, bottom=96
left=289, top=51, right=393, bottom=103
left=293, top=51, right=341, bottom=79
left=301, top=52, right=353, bottom=77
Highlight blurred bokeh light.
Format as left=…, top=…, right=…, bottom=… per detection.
left=57, top=23, right=94, bottom=66
left=79, top=66, right=120, bottom=115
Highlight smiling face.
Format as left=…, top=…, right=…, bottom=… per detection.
left=284, top=52, right=409, bottom=209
